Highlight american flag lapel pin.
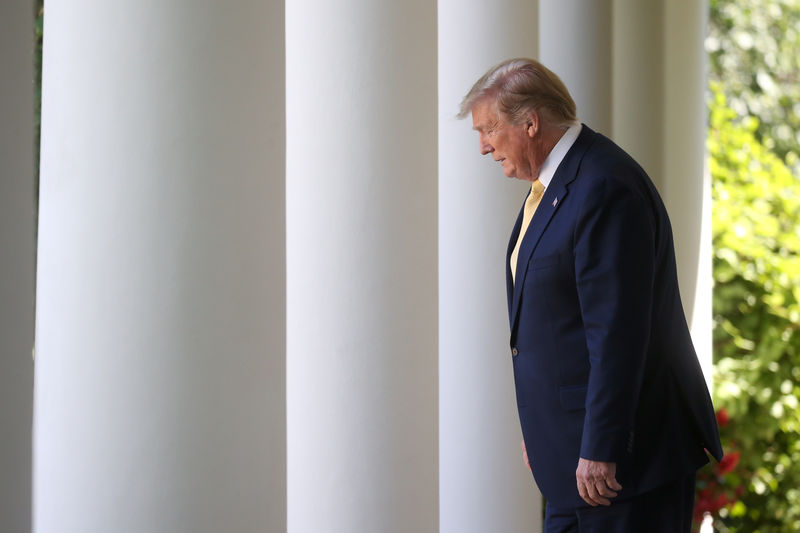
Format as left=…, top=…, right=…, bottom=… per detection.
left=552, top=197, right=558, bottom=207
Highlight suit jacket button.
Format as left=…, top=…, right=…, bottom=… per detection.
left=511, top=347, right=519, bottom=356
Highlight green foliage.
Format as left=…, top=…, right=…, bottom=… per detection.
left=707, top=0, right=800, bottom=170
left=707, top=1, right=800, bottom=530
left=709, top=81, right=800, bottom=531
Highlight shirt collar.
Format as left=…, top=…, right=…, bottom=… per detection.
left=536, top=122, right=582, bottom=190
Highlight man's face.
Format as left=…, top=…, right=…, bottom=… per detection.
left=471, top=100, right=535, bottom=181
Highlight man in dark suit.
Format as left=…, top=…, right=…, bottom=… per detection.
left=459, top=58, right=722, bottom=532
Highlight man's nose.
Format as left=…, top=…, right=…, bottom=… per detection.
left=479, top=138, right=493, bottom=155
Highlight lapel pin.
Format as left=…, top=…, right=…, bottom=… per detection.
left=552, top=197, right=558, bottom=207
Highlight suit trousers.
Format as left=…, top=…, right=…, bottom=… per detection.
left=544, top=472, right=696, bottom=533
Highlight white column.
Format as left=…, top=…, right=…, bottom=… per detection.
left=0, top=2, right=35, bottom=532
left=663, top=0, right=712, bottom=382
left=438, top=1, right=542, bottom=533
left=286, top=2, right=438, bottom=532
left=539, top=0, right=613, bottom=134
left=611, top=0, right=664, bottom=184
left=33, top=2, right=286, bottom=532
left=612, top=0, right=711, bottom=382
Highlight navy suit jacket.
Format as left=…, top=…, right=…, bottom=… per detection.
left=507, top=125, right=723, bottom=508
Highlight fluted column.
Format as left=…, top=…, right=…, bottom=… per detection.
left=539, top=0, right=613, bottom=134
left=33, top=2, right=286, bottom=532
left=286, top=2, right=438, bottom=532
left=0, top=1, right=35, bottom=531
left=438, top=1, right=542, bottom=532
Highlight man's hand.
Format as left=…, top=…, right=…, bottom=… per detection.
left=575, top=458, right=622, bottom=506
left=521, top=440, right=530, bottom=470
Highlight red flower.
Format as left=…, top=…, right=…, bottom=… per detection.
left=716, top=408, right=730, bottom=428
left=715, top=493, right=729, bottom=509
left=694, top=490, right=713, bottom=523
left=717, top=451, right=740, bottom=475
left=693, top=504, right=707, bottom=524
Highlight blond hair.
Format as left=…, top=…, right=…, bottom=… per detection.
left=458, top=58, right=577, bottom=128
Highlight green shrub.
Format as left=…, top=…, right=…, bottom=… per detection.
left=707, top=82, right=800, bottom=532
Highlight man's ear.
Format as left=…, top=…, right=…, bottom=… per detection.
left=526, top=111, right=539, bottom=138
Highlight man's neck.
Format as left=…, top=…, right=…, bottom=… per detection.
left=531, top=126, right=568, bottom=180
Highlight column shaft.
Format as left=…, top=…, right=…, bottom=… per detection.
left=34, top=2, right=286, bottom=531
left=663, top=0, right=712, bottom=380
left=539, top=0, right=613, bottom=134
left=0, top=1, right=35, bottom=531
left=286, top=1, right=438, bottom=532
left=611, top=0, right=665, bottom=184
left=438, top=1, right=543, bottom=532
left=613, top=0, right=712, bottom=380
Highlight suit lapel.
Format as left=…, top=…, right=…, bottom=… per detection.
left=506, top=197, right=525, bottom=326
left=508, top=125, right=597, bottom=339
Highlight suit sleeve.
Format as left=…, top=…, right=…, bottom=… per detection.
left=573, top=175, right=656, bottom=462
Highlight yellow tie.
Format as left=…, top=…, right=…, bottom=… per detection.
left=510, top=180, right=546, bottom=283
